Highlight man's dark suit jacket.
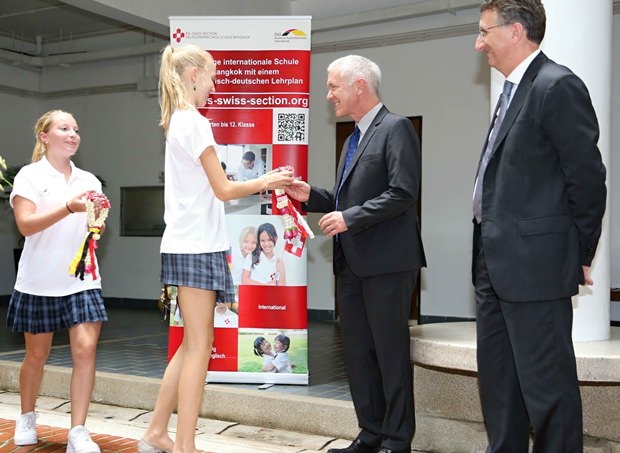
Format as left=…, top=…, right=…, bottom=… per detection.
left=474, top=52, right=606, bottom=302
left=306, top=106, right=426, bottom=276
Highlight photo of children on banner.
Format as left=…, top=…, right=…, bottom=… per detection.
left=217, top=144, right=269, bottom=183
left=217, top=145, right=270, bottom=211
left=164, top=286, right=238, bottom=328
left=242, top=222, right=286, bottom=286
left=213, top=301, right=238, bottom=328
left=253, top=336, right=275, bottom=371
left=231, top=226, right=257, bottom=285
left=237, top=151, right=266, bottom=181
left=240, top=187, right=313, bottom=286
left=253, top=334, right=294, bottom=373
left=238, top=329, right=307, bottom=375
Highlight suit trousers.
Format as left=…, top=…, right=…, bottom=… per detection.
left=474, top=241, right=583, bottom=453
left=336, top=257, right=417, bottom=451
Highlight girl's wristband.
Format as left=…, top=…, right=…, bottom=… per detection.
left=66, top=201, right=75, bottom=214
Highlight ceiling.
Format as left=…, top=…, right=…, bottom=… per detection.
left=0, top=0, right=473, bottom=68
left=0, top=0, right=452, bottom=48
left=0, top=0, right=141, bottom=46
left=2, top=0, right=616, bottom=68
left=3, top=0, right=620, bottom=45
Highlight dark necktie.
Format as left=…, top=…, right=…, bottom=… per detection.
left=335, top=126, right=360, bottom=210
left=473, top=80, right=514, bottom=223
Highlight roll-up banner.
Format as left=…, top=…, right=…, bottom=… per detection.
left=168, top=16, right=311, bottom=385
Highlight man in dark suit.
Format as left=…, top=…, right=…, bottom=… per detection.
left=472, top=1, right=607, bottom=451
left=285, top=55, right=425, bottom=453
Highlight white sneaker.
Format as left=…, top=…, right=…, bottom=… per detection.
left=14, top=411, right=38, bottom=445
left=67, top=425, right=101, bottom=453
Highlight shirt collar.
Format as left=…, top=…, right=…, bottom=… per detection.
left=357, top=102, right=383, bottom=137
left=39, top=156, right=78, bottom=180
left=506, top=48, right=541, bottom=86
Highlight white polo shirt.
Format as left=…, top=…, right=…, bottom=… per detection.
left=160, top=109, right=228, bottom=254
left=213, top=307, right=239, bottom=328
left=272, top=352, right=292, bottom=373
left=10, top=157, right=103, bottom=296
left=242, top=252, right=278, bottom=284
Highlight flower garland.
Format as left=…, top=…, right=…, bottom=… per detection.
left=275, top=186, right=314, bottom=257
left=69, top=191, right=110, bottom=280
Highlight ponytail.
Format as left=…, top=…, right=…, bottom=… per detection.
left=31, top=110, right=71, bottom=162
left=158, top=44, right=213, bottom=135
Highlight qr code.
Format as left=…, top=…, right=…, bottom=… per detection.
left=273, top=108, right=308, bottom=144
left=278, top=113, right=305, bottom=141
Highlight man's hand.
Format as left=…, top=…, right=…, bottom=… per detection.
left=284, top=179, right=311, bottom=202
left=318, top=211, right=348, bottom=238
left=582, top=265, right=593, bottom=286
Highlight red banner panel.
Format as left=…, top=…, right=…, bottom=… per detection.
left=209, top=328, right=239, bottom=371
left=238, top=285, right=307, bottom=329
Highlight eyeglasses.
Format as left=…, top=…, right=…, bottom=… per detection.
left=478, top=23, right=511, bottom=40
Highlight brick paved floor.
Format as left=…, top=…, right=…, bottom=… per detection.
left=0, top=418, right=138, bottom=453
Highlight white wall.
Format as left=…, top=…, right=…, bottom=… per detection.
left=0, top=42, right=166, bottom=300
left=307, top=35, right=489, bottom=318
left=0, top=14, right=618, bottom=320
left=0, top=94, right=39, bottom=293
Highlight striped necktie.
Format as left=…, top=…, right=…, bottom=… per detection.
left=473, top=80, right=514, bottom=223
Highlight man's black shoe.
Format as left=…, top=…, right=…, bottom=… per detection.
left=327, top=438, right=377, bottom=453
left=376, top=448, right=409, bottom=453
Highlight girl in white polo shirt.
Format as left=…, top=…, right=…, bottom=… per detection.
left=139, top=44, right=293, bottom=453
left=8, top=110, right=107, bottom=453
left=241, top=222, right=287, bottom=286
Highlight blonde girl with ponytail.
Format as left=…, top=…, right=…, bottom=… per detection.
left=139, top=44, right=293, bottom=453
left=8, top=109, right=107, bottom=453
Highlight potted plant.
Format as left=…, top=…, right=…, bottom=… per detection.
left=0, top=156, right=26, bottom=272
left=0, top=155, right=12, bottom=192
left=0, top=157, right=26, bottom=199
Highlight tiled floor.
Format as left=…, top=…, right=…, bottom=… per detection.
left=0, top=305, right=351, bottom=401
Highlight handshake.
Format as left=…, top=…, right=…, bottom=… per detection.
left=260, top=165, right=310, bottom=203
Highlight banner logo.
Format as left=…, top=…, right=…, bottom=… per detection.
left=172, top=28, right=186, bottom=43
left=274, top=28, right=308, bottom=43
left=282, top=29, right=306, bottom=37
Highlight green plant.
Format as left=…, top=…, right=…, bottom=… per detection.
left=0, top=159, right=26, bottom=203
left=0, top=155, right=11, bottom=191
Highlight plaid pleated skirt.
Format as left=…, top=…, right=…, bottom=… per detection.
left=7, top=289, right=107, bottom=334
left=161, top=252, right=235, bottom=303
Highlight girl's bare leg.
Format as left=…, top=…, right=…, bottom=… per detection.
left=143, top=286, right=215, bottom=453
left=20, top=332, right=54, bottom=413
left=173, top=286, right=215, bottom=453
left=68, top=321, right=101, bottom=427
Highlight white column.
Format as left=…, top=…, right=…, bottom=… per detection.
left=490, top=0, right=612, bottom=341
left=544, top=0, right=612, bottom=342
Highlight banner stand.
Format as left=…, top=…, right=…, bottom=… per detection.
left=167, top=16, right=311, bottom=385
